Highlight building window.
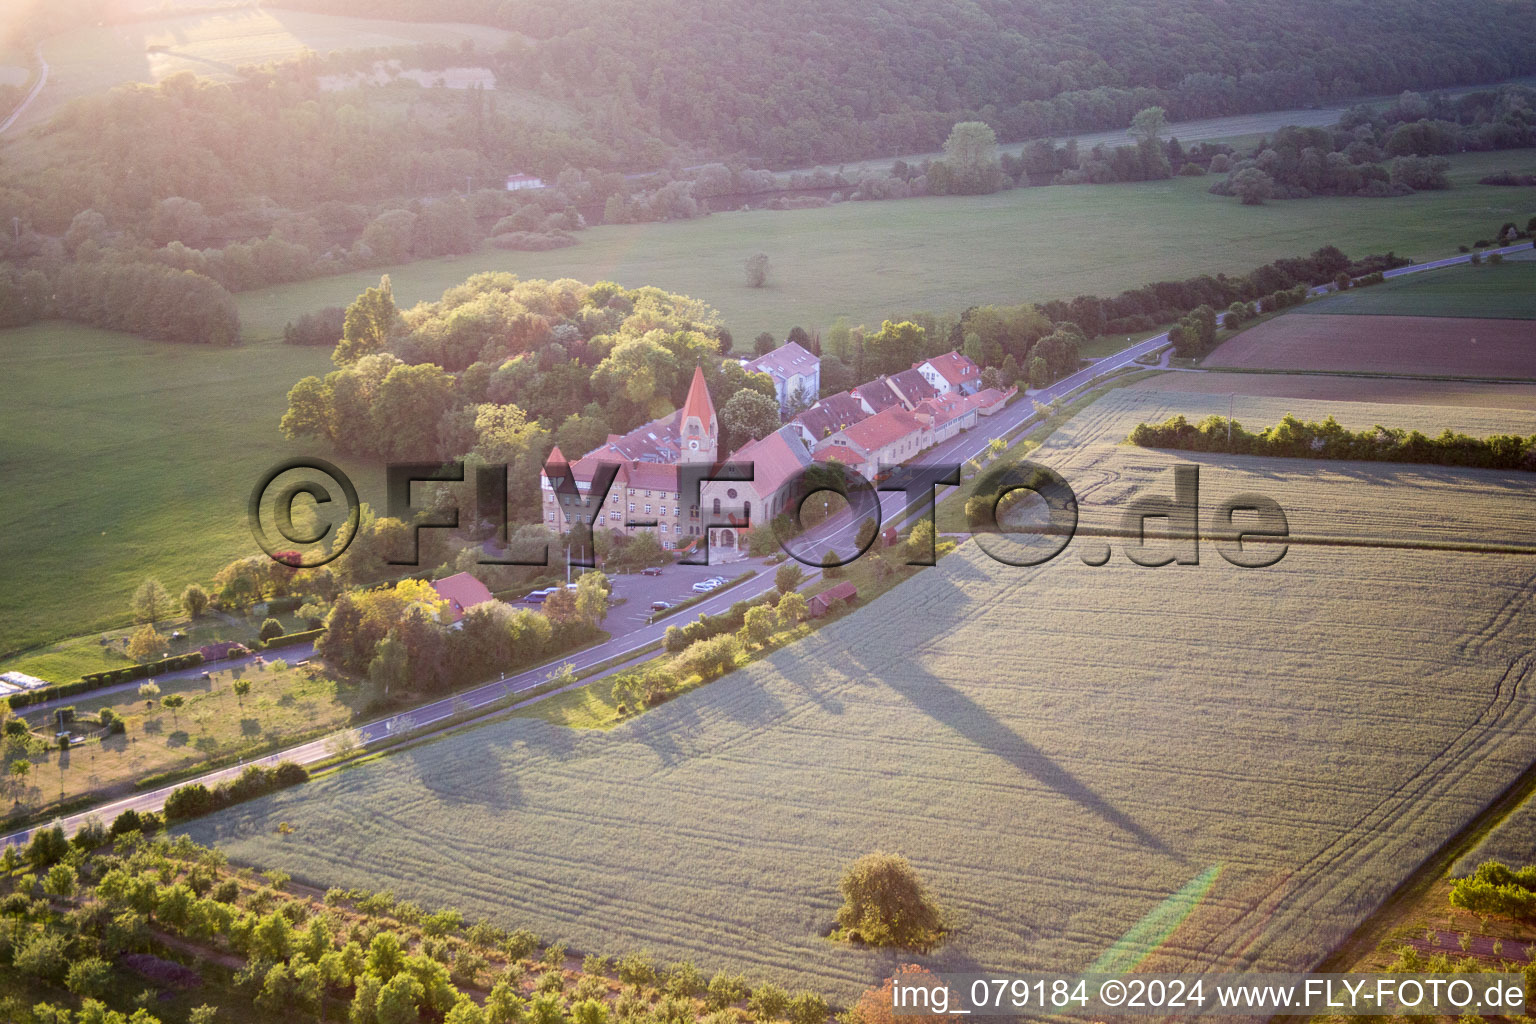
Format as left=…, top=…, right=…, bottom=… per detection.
left=712, top=498, right=722, bottom=515
left=547, top=512, right=555, bottom=522
left=690, top=505, right=699, bottom=517
left=743, top=500, right=751, bottom=519
left=628, top=503, right=635, bottom=514
left=610, top=511, right=619, bottom=522
left=645, top=504, right=652, bottom=515
left=661, top=523, right=669, bottom=534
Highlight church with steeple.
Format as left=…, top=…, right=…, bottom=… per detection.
left=541, top=366, right=720, bottom=549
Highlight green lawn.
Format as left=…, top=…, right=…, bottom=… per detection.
left=4, top=150, right=1535, bottom=656
left=1298, top=259, right=1536, bottom=319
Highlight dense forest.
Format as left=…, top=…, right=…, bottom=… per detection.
left=283, top=0, right=1536, bottom=166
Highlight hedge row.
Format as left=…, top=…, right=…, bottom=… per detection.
left=7, top=652, right=206, bottom=710
left=260, top=627, right=324, bottom=651
left=163, top=761, right=310, bottom=821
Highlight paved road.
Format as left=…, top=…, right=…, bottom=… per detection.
left=0, top=45, right=48, bottom=135
left=6, top=240, right=1525, bottom=847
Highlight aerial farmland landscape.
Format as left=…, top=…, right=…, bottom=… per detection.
left=1, top=1, right=1535, bottom=1022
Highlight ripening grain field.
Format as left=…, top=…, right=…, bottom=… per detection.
left=181, top=390, right=1536, bottom=999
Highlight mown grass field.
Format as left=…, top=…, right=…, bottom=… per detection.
left=239, top=149, right=1536, bottom=344
left=178, top=390, right=1536, bottom=999
left=20, top=8, right=518, bottom=129
left=0, top=322, right=382, bottom=656
left=5, top=151, right=1534, bottom=656
left=1300, top=259, right=1536, bottom=319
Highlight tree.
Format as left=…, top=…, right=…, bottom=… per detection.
left=233, top=679, right=251, bottom=704
left=835, top=852, right=944, bottom=948
left=1130, top=106, right=1168, bottom=144
left=10, top=758, right=29, bottom=795
left=776, top=591, right=807, bottom=628
left=369, top=633, right=410, bottom=696
left=720, top=389, right=782, bottom=451
left=161, top=694, right=185, bottom=725
left=748, top=985, right=789, bottom=1022
left=126, top=624, right=165, bottom=663
left=740, top=605, right=775, bottom=649
left=906, top=521, right=935, bottom=564
left=333, top=276, right=397, bottom=365
left=1230, top=167, right=1275, bottom=205
left=856, top=518, right=878, bottom=552
left=575, top=571, right=611, bottom=629
left=775, top=562, right=804, bottom=595
left=745, top=252, right=770, bottom=288
left=132, top=578, right=172, bottom=624
left=260, top=617, right=285, bottom=641
left=821, top=549, right=842, bottom=578
left=940, top=121, right=1004, bottom=195
left=181, top=583, right=210, bottom=619
left=65, top=956, right=114, bottom=998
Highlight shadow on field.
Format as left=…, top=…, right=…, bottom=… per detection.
left=844, top=570, right=1176, bottom=858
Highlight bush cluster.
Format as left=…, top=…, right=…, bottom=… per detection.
left=1450, top=861, right=1536, bottom=920
left=163, top=762, right=310, bottom=822
left=1130, top=413, right=1536, bottom=470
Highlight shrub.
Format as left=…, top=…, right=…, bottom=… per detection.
left=748, top=984, right=789, bottom=1022
left=835, top=852, right=945, bottom=948
left=259, top=618, right=285, bottom=641
left=786, top=992, right=830, bottom=1024
left=65, top=956, right=114, bottom=997
left=707, top=972, right=752, bottom=1009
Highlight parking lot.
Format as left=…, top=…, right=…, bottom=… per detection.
left=518, top=549, right=759, bottom=629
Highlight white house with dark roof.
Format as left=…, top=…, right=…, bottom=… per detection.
left=742, top=341, right=820, bottom=415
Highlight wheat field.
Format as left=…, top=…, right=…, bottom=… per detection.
left=180, top=390, right=1536, bottom=1000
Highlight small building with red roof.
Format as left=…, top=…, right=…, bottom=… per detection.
left=431, top=572, right=497, bottom=623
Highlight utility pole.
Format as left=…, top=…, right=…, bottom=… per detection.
left=1228, top=392, right=1234, bottom=450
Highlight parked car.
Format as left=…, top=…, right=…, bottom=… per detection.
left=641, top=566, right=664, bottom=576
left=706, top=576, right=727, bottom=586
left=651, top=600, right=672, bottom=611
left=692, top=580, right=720, bottom=594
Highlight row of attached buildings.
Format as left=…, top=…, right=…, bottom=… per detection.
left=542, top=345, right=1013, bottom=556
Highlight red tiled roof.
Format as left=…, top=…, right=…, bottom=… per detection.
left=431, top=572, right=496, bottom=622
left=918, top=350, right=980, bottom=387
left=810, top=581, right=858, bottom=610
left=836, top=406, right=924, bottom=453
left=729, top=425, right=813, bottom=498
left=682, top=365, right=715, bottom=426
left=626, top=462, right=679, bottom=491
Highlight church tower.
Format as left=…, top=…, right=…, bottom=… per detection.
left=678, top=365, right=718, bottom=463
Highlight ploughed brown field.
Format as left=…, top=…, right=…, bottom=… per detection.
left=1129, top=371, right=1536, bottom=409
left=1204, top=314, right=1536, bottom=379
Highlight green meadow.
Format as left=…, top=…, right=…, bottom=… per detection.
left=1300, top=258, right=1536, bottom=319
left=3, top=150, right=1535, bottom=658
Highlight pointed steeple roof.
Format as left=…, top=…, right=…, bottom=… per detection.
left=547, top=445, right=567, bottom=464
left=682, top=365, right=714, bottom=426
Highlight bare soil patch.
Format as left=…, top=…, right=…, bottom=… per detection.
left=1204, top=314, right=1536, bottom=378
